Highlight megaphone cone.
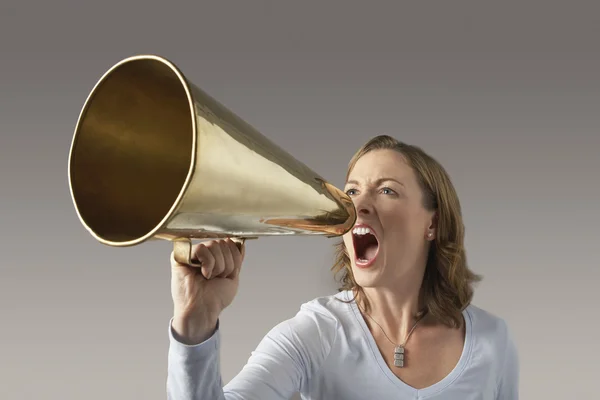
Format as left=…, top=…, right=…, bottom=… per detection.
left=68, top=55, right=356, bottom=266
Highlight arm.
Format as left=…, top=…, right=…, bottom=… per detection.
left=496, top=322, right=519, bottom=400
left=167, top=303, right=337, bottom=400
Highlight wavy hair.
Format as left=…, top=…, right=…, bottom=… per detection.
left=332, top=135, right=482, bottom=328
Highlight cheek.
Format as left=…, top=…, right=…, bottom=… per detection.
left=342, top=233, right=354, bottom=254
left=380, top=204, right=408, bottom=227
left=380, top=205, right=422, bottom=238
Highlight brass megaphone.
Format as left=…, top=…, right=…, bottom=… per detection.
left=68, top=54, right=356, bottom=266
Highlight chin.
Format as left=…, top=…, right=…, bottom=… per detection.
left=351, top=265, right=383, bottom=288
left=349, top=251, right=385, bottom=289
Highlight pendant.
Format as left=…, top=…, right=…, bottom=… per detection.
left=394, top=345, right=404, bottom=368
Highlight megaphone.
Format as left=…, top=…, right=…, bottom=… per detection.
left=68, top=55, right=356, bottom=267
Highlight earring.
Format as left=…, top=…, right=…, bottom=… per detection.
left=427, top=232, right=433, bottom=238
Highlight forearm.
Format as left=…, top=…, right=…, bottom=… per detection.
left=167, top=319, right=225, bottom=400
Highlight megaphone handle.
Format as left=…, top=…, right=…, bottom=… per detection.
left=172, top=237, right=247, bottom=267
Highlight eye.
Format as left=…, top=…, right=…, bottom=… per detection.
left=345, top=188, right=358, bottom=196
left=380, top=187, right=396, bottom=195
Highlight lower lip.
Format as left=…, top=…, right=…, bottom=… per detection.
left=355, top=255, right=378, bottom=269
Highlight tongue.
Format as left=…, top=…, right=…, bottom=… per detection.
left=364, top=244, right=378, bottom=260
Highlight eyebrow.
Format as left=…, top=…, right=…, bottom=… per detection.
left=345, top=178, right=405, bottom=187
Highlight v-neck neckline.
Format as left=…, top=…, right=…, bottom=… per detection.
left=344, top=290, right=474, bottom=397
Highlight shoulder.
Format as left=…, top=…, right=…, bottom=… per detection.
left=271, top=290, right=353, bottom=337
left=465, top=303, right=514, bottom=343
left=465, top=303, right=519, bottom=367
left=255, top=291, right=351, bottom=367
left=265, top=290, right=355, bottom=346
left=300, top=290, right=354, bottom=318
left=464, top=304, right=520, bottom=394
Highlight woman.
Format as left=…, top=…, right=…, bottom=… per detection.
left=166, top=135, right=519, bottom=399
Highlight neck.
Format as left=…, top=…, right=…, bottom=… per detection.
left=356, top=261, right=428, bottom=342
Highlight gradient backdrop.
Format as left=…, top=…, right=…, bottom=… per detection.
left=1, top=1, right=598, bottom=399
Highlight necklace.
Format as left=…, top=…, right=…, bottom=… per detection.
left=362, top=310, right=427, bottom=368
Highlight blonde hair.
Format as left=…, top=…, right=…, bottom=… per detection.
left=332, top=135, right=482, bottom=328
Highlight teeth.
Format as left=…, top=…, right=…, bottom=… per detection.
left=352, top=226, right=372, bottom=236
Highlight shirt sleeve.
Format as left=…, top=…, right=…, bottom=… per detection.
left=166, top=304, right=337, bottom=400
left=496, top=322, right=519, bottom=400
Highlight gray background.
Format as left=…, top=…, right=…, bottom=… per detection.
left=1, top=1, right=598, bottom=399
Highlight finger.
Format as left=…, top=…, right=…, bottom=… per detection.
left=227, top=239, right=244, bottom=279
left=229, top=238, right=245, bottom=262
left=206, top=240, right=226, bottom=278
left=170, top=251, right=181, bottom=268
left=193, top=243, right=215, bottom=279
left=219, top=240, right=236, bottom=279
left=237, top=239, right=246, bottom=261
left=170, top=249, right=204, bottom=272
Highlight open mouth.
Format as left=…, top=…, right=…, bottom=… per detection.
left=352, top=224, right=380, bottom=266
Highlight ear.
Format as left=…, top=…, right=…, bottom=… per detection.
left=425, top=211, right=438, bottom=241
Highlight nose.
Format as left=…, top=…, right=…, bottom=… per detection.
left=353, top=194, right=374, bottom=215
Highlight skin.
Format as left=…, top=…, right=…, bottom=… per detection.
left=170, top=148, right=464, bottom=388
left=342, top=148, right=437, bottom=340
left=342, top=149, right=464, bottom=388
left=170, top=238, right=245, bottom=344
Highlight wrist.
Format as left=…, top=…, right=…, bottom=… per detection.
left=171, top=312, right=219, bottom=345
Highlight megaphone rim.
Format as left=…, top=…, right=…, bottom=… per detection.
left=67, top=54, right=198, bottom=247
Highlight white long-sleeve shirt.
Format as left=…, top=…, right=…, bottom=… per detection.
left=167, top=290, right=519, bottom=399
